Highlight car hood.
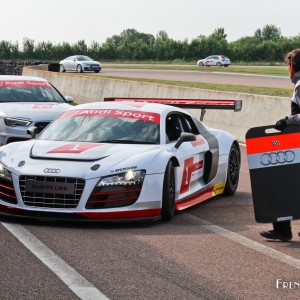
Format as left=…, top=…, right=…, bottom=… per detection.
left=0, top=140, right=165, bottom=179
left=0, top=102, right=71, bottom=121
left=80, top=60, right=100, bottom=65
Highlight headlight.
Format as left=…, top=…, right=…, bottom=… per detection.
left=98, top=170, right=146, bottom=186
left=4, top=117, right=32, bottom=127
left=82, top=63, right=90, bottom=67
left=0, top=162, right=12, bottom=182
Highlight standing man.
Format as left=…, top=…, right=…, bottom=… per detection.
left=260, top=48, right=300, bottom=241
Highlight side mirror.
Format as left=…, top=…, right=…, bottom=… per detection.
left=174, top=133, right=196, bottom=149
left=64, top=95, right=73, bottom=103
left=27, top=126, right=45, bottom=139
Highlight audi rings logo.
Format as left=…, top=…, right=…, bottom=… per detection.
left=260, top=151, right=295, bottom=166
left=43, top=168, right=61, bottom=174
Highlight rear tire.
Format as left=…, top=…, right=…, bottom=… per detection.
left=223, top=143, right=240, bottom=196
left=59, top=64, right=65, bottom=72
left=216, top=62, right=222, bottom=67
left=198, top=62, right=204, bottom=67
left=76, top=65, right=83, bottom=73
left=161, top=161, right=175, bottom=221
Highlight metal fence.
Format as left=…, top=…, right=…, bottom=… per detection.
left=0, top=60, right=48, bottom=75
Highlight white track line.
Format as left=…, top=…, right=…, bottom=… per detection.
left=185, top=214, right=300, bottom=270
left=2, top=222, right=109, bottom=300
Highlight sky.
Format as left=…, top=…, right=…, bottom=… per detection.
left=1, top=0, right=300, bottom=46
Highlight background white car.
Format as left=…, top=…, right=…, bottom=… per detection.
left=59, top=55, right=102, bottom=73
left=0, top=75, right=73, bottom=146
left=197, top=55, right=231, bottom=67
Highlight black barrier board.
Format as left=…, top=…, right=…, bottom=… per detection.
left=246, top=125, right=300, bottom=223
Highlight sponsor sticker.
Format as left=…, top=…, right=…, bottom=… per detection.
left=58, top=109, right=160, bottom=124
left=0, top=80, right=52, bottom=88
left=32, top=104, right=55, bottom=109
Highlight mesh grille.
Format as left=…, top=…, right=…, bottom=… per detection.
left=19, top=176, right=85, bottom=209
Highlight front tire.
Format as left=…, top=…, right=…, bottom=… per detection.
left=76, top=64, right=83, bottom=73
left=223, top=143, right=240, bottom=195
left=161, top=161, right=175, bottom=221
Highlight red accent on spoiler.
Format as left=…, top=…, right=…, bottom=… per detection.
left=104, top=97, right=242, bottom=111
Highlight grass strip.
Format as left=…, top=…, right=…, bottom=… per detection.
left=90, top=74, right=292, bottom=97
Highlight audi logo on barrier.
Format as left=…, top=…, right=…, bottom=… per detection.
left=43, top=168, right=61, bottom=174
left=260, top=151, right=295, bottom=166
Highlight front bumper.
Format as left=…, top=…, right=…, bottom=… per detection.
left=0, top=172, right=164, bottom=222
left=0, top=203, right=161, bottom=222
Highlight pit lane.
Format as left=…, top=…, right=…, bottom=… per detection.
left=1, top=145, right=299, bottom=300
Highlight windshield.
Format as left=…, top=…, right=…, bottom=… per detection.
left=39, top=109, right=160, bottom=144
left=0, top=80, right=66, bottom=103
left=76, top=56, right=92, bottom=61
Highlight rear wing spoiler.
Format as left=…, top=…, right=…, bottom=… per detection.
left=104, top=97, right=242, bottom=121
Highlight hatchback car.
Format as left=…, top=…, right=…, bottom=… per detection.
left=197, top=55, right=230, bottom=67
left=0, top=75, right=73, bottom=146
left=59, top=55, right=102, bottom=73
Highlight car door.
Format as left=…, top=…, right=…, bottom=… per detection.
left=165, top=113, right=209, bottom=199
left=205, top=55, right=215, bottom=66
left=64, top=56, right=72, bottom=71
left=69, top=56, right=77, bottom=71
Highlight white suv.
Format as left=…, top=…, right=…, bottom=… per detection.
left=197, top=55, right=230, bottom=67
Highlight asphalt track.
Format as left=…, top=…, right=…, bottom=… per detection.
left=0, top=70, right=299, bottom=299
left=1, top=146, right=299, bottom=300
left=100, top=68, right=292, bottom=89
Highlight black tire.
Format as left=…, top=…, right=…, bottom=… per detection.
left=216, top=62, right=222, bottom=67
left=76, top=64, right=83, bottom=73
left=59, top=64, right=65, bottom=72
left=223, top=143, right=240, bottom=196
left=198, top=62, right=204, bottom=67
left=94, top=70, right=100, bottom=73
left=161, top=161, right=176, bottom=221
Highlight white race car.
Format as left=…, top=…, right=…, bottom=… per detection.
left=0, top=98, right=241, bottom=222
left=0, top=75, right=73, bottom=146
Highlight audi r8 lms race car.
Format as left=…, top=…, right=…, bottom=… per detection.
left=0, top=97, right=241, bottom=222
left=0, top=75, right=73, bottom=146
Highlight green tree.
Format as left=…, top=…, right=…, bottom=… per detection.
left=0, top=41, right=14, bottom=59
left=254, top=24, right=282, bottom=41
left=73, top=40, right=88, bottom=54
left=35, top=41, right=54, bottom=60
left=22, top=37, right=35, bottom=59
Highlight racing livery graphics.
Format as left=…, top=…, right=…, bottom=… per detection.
left=0, top=98, right=241, bottom=222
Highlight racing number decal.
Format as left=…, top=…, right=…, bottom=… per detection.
left=48, top=143, right=103, bottom=154
left=180, top=157, right=203, bottom=194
